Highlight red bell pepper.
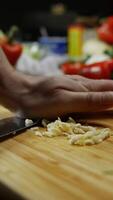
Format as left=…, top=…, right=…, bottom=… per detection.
left=79, top=59, right=113, bottom=79
left=61, top=62, right=84, bottom=75
left=108, top=16, right=113, bottom=30
left=0, top=26, right=23, bottom=65
left=97, top=16, right=113, bottom=44
left=1, top=43, right=23, bottom=66
left=61, top=59, right=113, bottom=79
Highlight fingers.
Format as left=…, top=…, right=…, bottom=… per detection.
left=67, top=75, right=113, bottom=92
left=20, top=89, right=113, bottom=118
left=67, top=75, right=88, bottom=81
left=62, top=90, right=113, bottom=113
left=84, top=79, right=113, bottom=92
left=37, top=76, right=88, bottom=94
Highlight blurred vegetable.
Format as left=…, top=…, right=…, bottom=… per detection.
left=97, top=16, right=113, bottom=44
left=83, top=39, right=111, bottom=55
left=61, top=62, right=84, bottom=75
left=104, top=47, right=113, bottom=58
left=80, top=59, right=113, bottom=79
left=30, top=45, right=40, bottom=59
left=0, top=26, right=23, bottom=65
left=108, top=16, right=113, bottom=29
left=86, top=54, right=110, bottom=64
left=23, top=43, right=46, bottom=60
left=2, top=43, right=22, bottom=65
left=61, top=59, right=113, bottom=79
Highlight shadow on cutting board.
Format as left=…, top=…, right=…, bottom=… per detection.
left=0, top=182, right=25, bottom=200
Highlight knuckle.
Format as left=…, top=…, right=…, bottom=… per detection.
left=102, top=92, right=113, bottom=105
left=86, top=91, right=113, bottom=106
left=51, top=77, right=62, bottom=89
left=86, top=92, right=102, bottom=106
left=52, top=89, right=65, bottom=103
left=44, top=76, right=61, bottom=90
left=36, top=76, right=60, bottom=95
left=86, top=93, right=95, bottom=105
left=98, top=92, right=112, bottom=105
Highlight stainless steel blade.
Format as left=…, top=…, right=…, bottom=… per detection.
left=0, top=117, right=40, bottom=139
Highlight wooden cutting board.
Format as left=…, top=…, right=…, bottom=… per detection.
left=0, top=106, right=113, bottom=200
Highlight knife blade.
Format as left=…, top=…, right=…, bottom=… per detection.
left=0, top=116, right=41, bottom=140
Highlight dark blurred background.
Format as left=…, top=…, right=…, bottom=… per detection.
left=0, top=0, right=113, bottom=40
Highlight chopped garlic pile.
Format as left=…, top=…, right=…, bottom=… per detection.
left=30, top=118, right=113, bottom=146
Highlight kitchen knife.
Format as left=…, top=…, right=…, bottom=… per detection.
left=0, top=116, right=41, bottom=140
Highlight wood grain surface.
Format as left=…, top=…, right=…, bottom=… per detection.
left=0, top=106, right=113, bottom=200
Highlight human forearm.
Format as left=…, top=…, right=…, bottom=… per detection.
left=0, top=48, right=15, bottom=108
left=0, top=48, right=14, bottom=77
left=0, top=48, right=32, bottom=110
left=1, top=48, right=113, bottom=118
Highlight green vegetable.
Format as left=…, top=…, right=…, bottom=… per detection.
left=104, top=47, right=113, bottom=58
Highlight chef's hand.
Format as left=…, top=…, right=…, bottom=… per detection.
left=17, top=74, right=113, bottom=117
left=4, top=72, right=113, bottom=118
left=1, top=48, right=113, bottom=118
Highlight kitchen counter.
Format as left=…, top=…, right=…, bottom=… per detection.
left=0, top=106, right=113, bottom=200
